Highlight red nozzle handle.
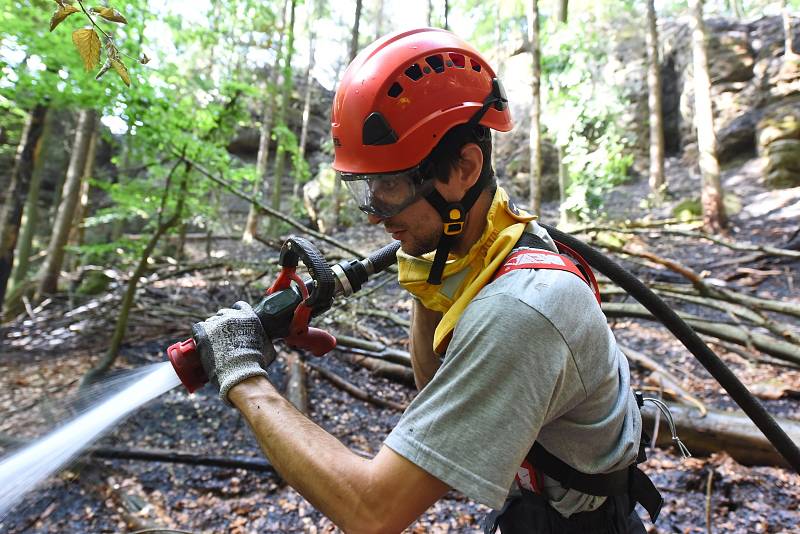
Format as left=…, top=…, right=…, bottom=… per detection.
left=285, top=327, right=337, bottom=357
left=167, top=337, right=208, bottom=393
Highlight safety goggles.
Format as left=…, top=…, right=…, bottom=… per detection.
left=339, top=165, right=436, bottom=218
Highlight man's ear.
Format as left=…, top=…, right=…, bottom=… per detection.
left=436, top=143, right=484, bottom=202
left=455, top=142, right=483, bottom=190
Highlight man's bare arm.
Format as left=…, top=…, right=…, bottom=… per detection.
left=409, top=299, right=443, bottom=390
left=229, top=376, right=450, bottom=534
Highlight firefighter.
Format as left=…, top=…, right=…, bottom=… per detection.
left=194, top=28, right=659, bottom=533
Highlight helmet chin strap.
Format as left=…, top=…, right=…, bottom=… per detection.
left=423, top=181, right=485, bottom=284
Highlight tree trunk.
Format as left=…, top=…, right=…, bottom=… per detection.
left=243, top=0, right=289, bottom=242
left=427, top=0, right=434, bottom=26
left=731, top=0, right=743, bottom=19
left=35, top=109, right=97, bottom=299
left=294, top=0, right=317, bottom=197
left=557, top=0, right=568, bottom=23
left=689, top=0, right=727, bottom=233
left=331, top=0, right=362, bottom=229
left=267, top=0, right=298, bottom=236
left=349, top=0, right=362, bottom=62
left=444, top=0, right=449, bottom=30
left=68, top=121, right=99, bottom=271
left=11, top=109, right=53, bottom=293
left=374, top=0, right=384, bottom=39
left=0, top=104, right=48, bottom=315
left=528, top=0, right=543, bottom=214
left=646, top=0, right=666, bottom=200
left=783, top=2, right=798, bottom=60
left=557, top=145, right=569, bottom=225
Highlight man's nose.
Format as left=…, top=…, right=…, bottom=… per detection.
left=367, top=214, right=383, bottom=225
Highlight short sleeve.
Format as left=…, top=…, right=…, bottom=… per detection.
left=384, top=292, right=585, bottom=509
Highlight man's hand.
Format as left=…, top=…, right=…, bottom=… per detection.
left=191, top=301, right=275, bottom=403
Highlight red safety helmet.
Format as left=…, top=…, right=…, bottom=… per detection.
left=331, top=27, right=512, bottom=175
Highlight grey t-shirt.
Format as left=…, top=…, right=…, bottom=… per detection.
left=384, top=245, right=642, bottom=515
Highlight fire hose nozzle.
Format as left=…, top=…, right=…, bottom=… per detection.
left=167, top=337, right=207, bottom=393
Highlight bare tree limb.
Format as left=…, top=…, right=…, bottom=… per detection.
left=305, top=360, right=407, bottom=411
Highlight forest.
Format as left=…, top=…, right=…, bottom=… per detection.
left=0, top=0, right=799, bottom=532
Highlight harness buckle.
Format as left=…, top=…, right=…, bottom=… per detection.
left=444, top=221, right=464, bottom=235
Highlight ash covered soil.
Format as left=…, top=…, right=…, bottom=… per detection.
left=1, top=157, right=798, bottom=533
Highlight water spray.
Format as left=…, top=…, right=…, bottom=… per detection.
left=167, top=237, right=401, bottom=393
left=0, top=237, right=400, bottom=521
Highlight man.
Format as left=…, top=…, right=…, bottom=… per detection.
left=194, top=28, right=657, bottom=533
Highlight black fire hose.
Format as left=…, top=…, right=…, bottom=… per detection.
left=541, top=224, right=800, bottom=473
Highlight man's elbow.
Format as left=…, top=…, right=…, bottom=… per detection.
left=337, top=500, right=416, bottom=534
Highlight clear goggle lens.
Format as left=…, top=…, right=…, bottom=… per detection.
left=339, top=168, right=434, bottom=218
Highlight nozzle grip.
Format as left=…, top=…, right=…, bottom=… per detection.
left=167, top=337, right=208, bottom=393
left=285, top=327, right=337, bottom=357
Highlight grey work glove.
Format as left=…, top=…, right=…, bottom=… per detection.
left=191, top=301, right=276, bottom=404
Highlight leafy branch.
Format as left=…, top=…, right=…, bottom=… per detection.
left=49, top=0, right=149, bottom=87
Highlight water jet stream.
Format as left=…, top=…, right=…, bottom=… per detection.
left=0, top=361, right=181, bottom=519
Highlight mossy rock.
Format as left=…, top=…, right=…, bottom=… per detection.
left=757, top=105, right=800, bottom=151
left=764, top=139, right=800, bottom=171
left=766, top=168, right=800, bottom=188
left=723, top=192, right=743, bottom=216
left=763, top=138, right=800, bottom=187
left=77, top=270, right=113, bottom=295
left=672, top=198, right=702, bottom=220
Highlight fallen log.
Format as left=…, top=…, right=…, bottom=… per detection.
left=641, top=403, right=800, bottom=468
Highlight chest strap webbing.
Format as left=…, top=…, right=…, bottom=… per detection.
left=494, top=232, right=663, bottom=522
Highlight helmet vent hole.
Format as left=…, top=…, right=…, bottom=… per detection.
left=425, top=55, right=445, bottom=73
left=471, top=61, right=482, bottom=72
left=388, top=82, right=404, bottom=98
left=405, top=64, right=424, bottom=81
left=448, top=53, right=465, bottom=68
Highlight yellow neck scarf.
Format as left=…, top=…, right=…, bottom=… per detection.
left=397, top=186, right=535, bottom=354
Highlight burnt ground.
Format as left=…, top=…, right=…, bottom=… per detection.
left=0, top=156, right=798, bottom=533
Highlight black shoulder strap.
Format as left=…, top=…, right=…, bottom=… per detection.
left=515, top=231, right=557, bottom=253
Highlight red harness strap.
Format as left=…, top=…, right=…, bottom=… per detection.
left=494, top=247, right=601, bottom=305
left=494, top=243, right=601, bottom=493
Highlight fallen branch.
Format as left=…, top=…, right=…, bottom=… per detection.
left=0, top=433, right=278, bottom=474
left=642, top=403, right=800, bottom=468
left=334, top=333, right=411, bottom=366
left=603, top=302, right=800, bottom=365
left=620, top=344, right=707, bottom=415
left=652, top=282, right=800, bottom=320
left=573, top=225, right=800, bottom=259
left=305, top=360, right=407, bottom=411
left=338, top=352, right=415, bottom=386
left=359, top=309, right=411, bottom=328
